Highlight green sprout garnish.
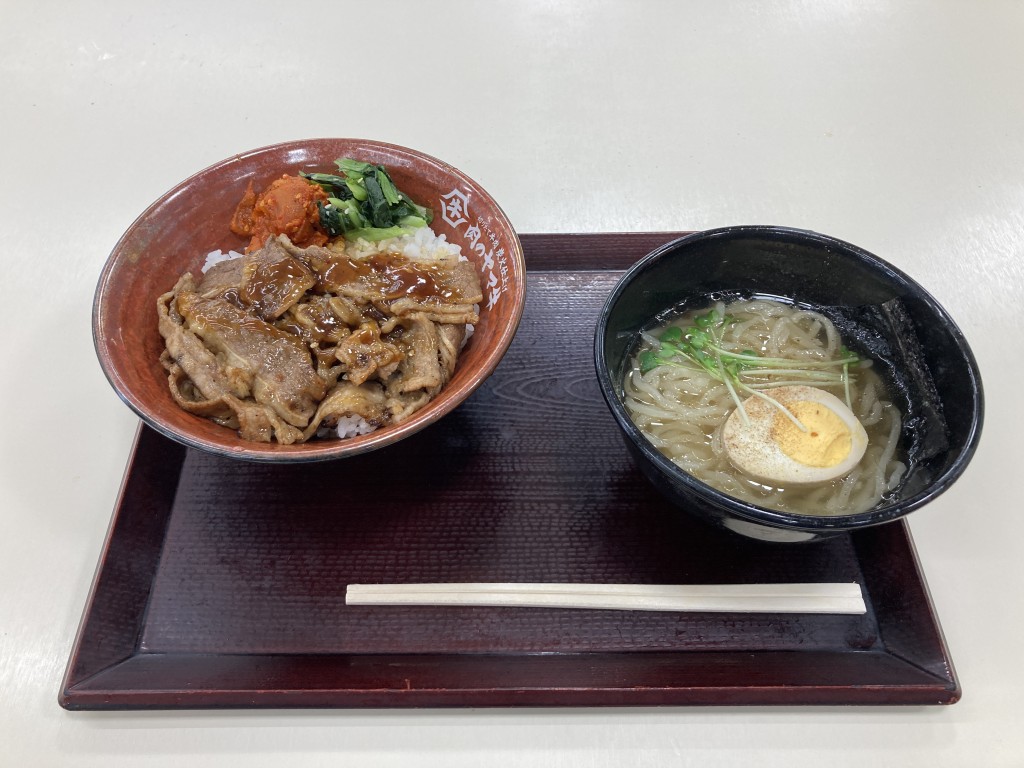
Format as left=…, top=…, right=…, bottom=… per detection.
left=639, top=309, right=860, bottom=427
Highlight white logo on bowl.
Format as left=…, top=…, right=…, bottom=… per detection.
left=439, top=189, right=470, bottom=228
left=440, top=188, right=510, bottom=309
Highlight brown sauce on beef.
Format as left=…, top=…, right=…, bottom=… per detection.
left=159, top=234, right=483, bottom=445
left=318, top=253, right=461, bottom=302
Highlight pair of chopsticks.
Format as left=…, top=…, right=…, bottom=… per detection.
left=346, top=582, right=866, bottom=614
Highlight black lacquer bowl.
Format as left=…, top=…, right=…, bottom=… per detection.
left=594, top=226, right=984, bottom=542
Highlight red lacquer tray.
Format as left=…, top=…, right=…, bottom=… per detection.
left=61, top=233, right=960, bottom=709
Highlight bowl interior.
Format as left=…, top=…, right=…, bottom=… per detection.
left=597, top=226, right=984, bottom=531
left=94, top=139, right=525, bottom=462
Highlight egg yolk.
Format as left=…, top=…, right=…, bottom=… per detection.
left=771, top=401, right=852, bottom=468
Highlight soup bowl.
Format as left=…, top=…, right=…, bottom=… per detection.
left=594, top=226, right=983, bottom=542
left=94, top=139, right=526, bottom=462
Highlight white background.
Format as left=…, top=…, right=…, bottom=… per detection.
left=1, top=1, right=1022, bottom=765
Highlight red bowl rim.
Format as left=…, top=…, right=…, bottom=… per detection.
left=93, top=138, right=526, bottom=462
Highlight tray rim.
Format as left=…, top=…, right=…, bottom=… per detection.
left=61, top=232, right=960, bottom=710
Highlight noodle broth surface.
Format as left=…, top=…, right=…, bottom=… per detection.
left=623, top=298, right=905, bottom=516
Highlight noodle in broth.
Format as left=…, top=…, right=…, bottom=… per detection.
left=623, top=298, right=906, bottom=516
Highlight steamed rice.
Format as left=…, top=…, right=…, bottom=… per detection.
left=335, top=413, right=378, bottom=438
left=344, top=225, right=465, bottom=263
left=202, top=248, right=246, bottom=273
left=202, top=227, right=465, bottom=274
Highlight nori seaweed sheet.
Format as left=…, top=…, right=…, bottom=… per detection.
left=816, top=298, right=950, bottom=501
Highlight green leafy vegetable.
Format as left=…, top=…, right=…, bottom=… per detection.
left=302, top=158, right=433, bottom=241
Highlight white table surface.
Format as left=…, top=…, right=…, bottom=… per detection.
left=2, top=1, right=1022, bottom=765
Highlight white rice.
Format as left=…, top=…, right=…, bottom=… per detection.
left=335, top=413, right=377, bottom=439
left=205, top=228, right=464, bottom=272
left=345, top=226, right=465, bottom=264
left=202, top=248, right=245, bottom=273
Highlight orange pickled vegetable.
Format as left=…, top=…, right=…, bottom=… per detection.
left=230, top=174, right=329, bottom=252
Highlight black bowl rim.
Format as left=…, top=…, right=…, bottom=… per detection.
left=594, top=225, right=985, bottom=532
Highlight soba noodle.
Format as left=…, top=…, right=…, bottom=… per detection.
left=623, top=298, right=905, bottom=516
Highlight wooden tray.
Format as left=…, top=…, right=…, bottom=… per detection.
left=61, top=233, right=960, bottom=709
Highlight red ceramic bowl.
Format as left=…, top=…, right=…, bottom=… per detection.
left=94, top=139, right=526, bottom=462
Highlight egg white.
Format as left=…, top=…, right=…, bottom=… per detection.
left=722, top=385, right=869, bottom=486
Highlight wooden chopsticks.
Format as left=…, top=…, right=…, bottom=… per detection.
left=346, top=582, right=866, bottom=614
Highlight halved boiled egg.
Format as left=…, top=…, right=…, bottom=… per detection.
left=722, top=385, right=868, bottom=486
